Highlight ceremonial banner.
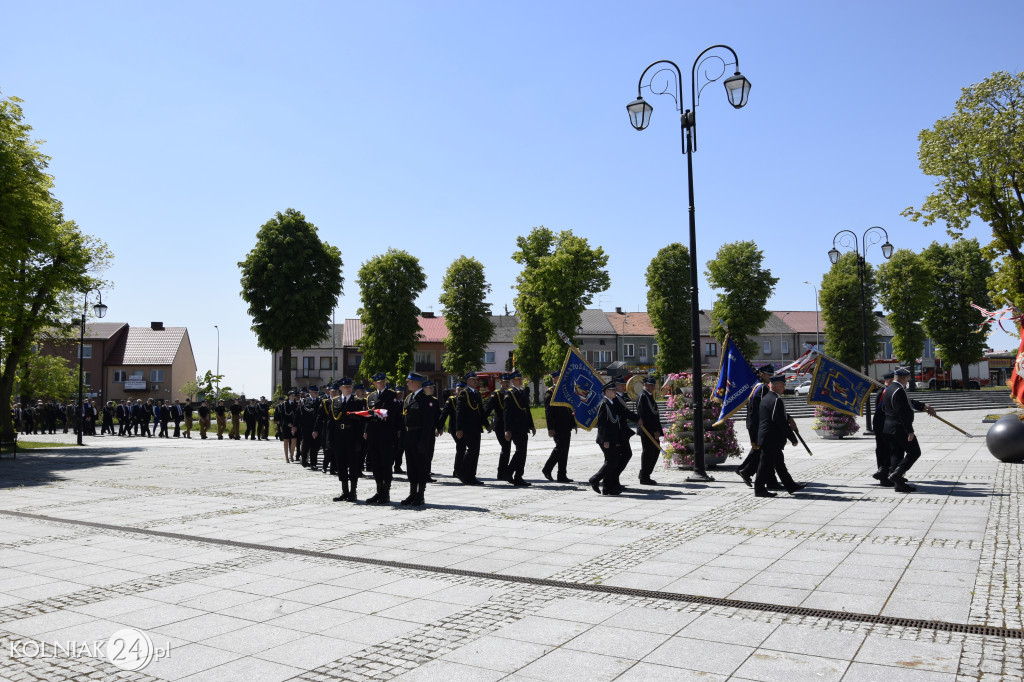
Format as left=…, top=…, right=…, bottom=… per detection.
left=1010, top=333, right=1024, bottom=409
left=712, top=335, right=760, bottom=426
left=806, top=354, right=878, bottom=417
left=551, top=346, right=605, bottom=430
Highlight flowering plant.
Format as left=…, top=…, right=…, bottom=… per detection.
left=811, top=405, right=860, bottom=437
left=661, top=376, right=741, bottom=467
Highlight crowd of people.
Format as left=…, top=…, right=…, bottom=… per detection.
left=12, top=365, right=935, bottom=503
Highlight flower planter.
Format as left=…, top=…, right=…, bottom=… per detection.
left=816, top=430, right=849, bottom=440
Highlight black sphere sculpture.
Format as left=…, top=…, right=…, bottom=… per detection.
left=986, top=414, right=1024, bottom=463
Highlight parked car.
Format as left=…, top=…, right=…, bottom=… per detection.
left=795, top=381, right=812, bottom=396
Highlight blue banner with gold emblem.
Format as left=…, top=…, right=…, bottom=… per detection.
left=806, top=354, right=877, bottom=417
left=551, top=346, right=604, bottom=430
left=712, top=335, right=760, bottom=426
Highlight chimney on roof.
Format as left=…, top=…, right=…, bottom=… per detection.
left=151, top=322, right=164, bottom=331
left=421, top=311, right=435, bottom=318
left=615, top=307, right=623, bottom=314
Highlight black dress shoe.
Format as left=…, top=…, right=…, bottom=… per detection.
left=894, top=480, right=917, bottom=492
left=400, top=495, right=414, bottom=505
left=738, top=470, right=753, bottom=487
left=766, top=482, right=783, bottom=490
left=556, top=476, right=574, bottom=483
left=542, top=468, right=553, bottom=481
left=590, top=478, right=601, bottom=494
left=754, top=489, right=777, bottom=498
left=603, top=488, right=622, bottom=496
left=639, top=478, right=658, bottom=486
left=468, top=479, right=485, bottom=486
left=394, top=467, right=405, bottom=474
left=512, top=478, right=531, bottom=487
left=878, top=478, right=895, bottom=487
left=871, top=469, right=888, bottom=481
left=786, top=483, right=807, bottom=494
left=332, top=493, right=349, bottom=502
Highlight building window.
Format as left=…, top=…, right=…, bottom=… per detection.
left=320, top=357, right=337, bottom=370
left=653, top=344, right=659, bottom=357
left=781, top=340, right=789, bottom=356
left=83, top=371, right=91, bottom=387
left=348, top=353, right=362, bottom=369
left=638, top=346, right=647, bottom=360
left=79, top=344, right=92, bottom=359
left=113, top=370, right=128, bottom=382
left=483, top=351, right=496, bottom=364
left=599, top=339, right=606, bottom=345
left=150, top=370, right=164, bottom=383
left=277, top=356, right=298, bottom=370
left=623, top=344, right=635, bottom=358
left=302, top=357, right=315, bottom=377
left=763, top=341, right=772, bottom=355
left=595, top=351, right=612, bottom=363
left=706, top=342, right=717, bottom=357
left=415, top=351, right=435, bottom=371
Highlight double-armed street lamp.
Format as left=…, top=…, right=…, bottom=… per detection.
left=77, top=291, right=108, bottom=446
left=827, top=227, right=894, bottom=433
left=626, top=46, right=751, bottom=481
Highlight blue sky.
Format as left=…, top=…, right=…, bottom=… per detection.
left=3, top=0, right=1022, bottom=395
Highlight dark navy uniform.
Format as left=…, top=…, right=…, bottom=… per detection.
left=542, top=374, right=576, bottom=482
left=634, top=379, right=662, bottom=484
left=486, top=378, right=511, bottom=479
left=754, top=379, right=801, bottom=496
left=364, top=375, right=402, bottom=504
left=456, top=377, right=489, bottom=484
left=883, top=371, right=930, bottom=492
left=502, top=374, right=535, bottom=485
left=437, top=389, right=464, bottom=476
left=589, top=382, right=628, bottom=495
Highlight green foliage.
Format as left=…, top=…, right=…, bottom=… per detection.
left=704, top=241, right=778, bottom=361
left=819, top=251, right=880, bottom=370
left=921, top=239, right=994, bottom=381
left=17, top=351, right=77, bottom=400
left=238, top=208, right=344, bottom=393
left=356, top=248, right=428, bottom=379
left=876, top=249, right=934, bottom=367
left=272, top=384, right=284, bottom=401
left=0, top=91, right=112, bottom=437
left=196, top=370, right=230, bottom=399
left=439, top=256, right=494, bottom=378
left=902, top=71, right=1024, bottom=312
left=510, top=228, right=554, bottom=380
left=511, top=227, right=610, bottom=375
left=179, top=379, right=200, bottom=401
left=646, top=243, right=691, bottom=374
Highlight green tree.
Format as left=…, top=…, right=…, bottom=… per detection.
left=704, top=240, right=778, bottom=361
left=510, top=228, right=555, bottom=382
left=819, top=251, right=880, bottom=370
left=646, top=243, right=691, bottom=374
left=356, top=249, right=427, bottom=381
left=439, top=256, right=494, bottom=379
left=179, top=378, right=200, bottom=401
left=902, top=71, right=1024, bottom=313
left=921, top=239, right=994, bottom=388
left=876, top=249, right=934, bottom=378
left=196, top=370, right=230, bottom=399
left=0, top=92, right=112, bottom=437
left=512, top=227, right=610, bottom=374
left=17, top=351, right=77, bottom=400
left=238, top=208, right=344, bottom=394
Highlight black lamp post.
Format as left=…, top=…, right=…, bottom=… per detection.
left=627, top=46, right=751, bottom=481
left=77, top=291, right=108, bottom=446
left=827, top=227, right=893, bottom=434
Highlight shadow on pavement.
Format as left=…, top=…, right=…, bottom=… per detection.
left=0, top=447, right=138, bottom=488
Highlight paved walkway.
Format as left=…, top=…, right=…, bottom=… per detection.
left=0, top=409, right=1019, bottom=681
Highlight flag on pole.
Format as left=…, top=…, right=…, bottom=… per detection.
left=776, top=347, right=820, bottom=375
left=805, top=354, right=880, bottom=417
left=712, top=335, right=760, bottom=426
left=551, top=346, right=605, bottom=430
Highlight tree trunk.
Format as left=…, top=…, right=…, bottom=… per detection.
left=281, top=347, right=292, bottom=394
left=960, top=360, right=971, bottom=390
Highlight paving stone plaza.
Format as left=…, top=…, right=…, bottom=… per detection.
left=1, top=407, right=1020, bottom=681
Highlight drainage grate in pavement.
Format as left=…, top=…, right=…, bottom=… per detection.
left=2, top=508, right=1021, bottom=640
